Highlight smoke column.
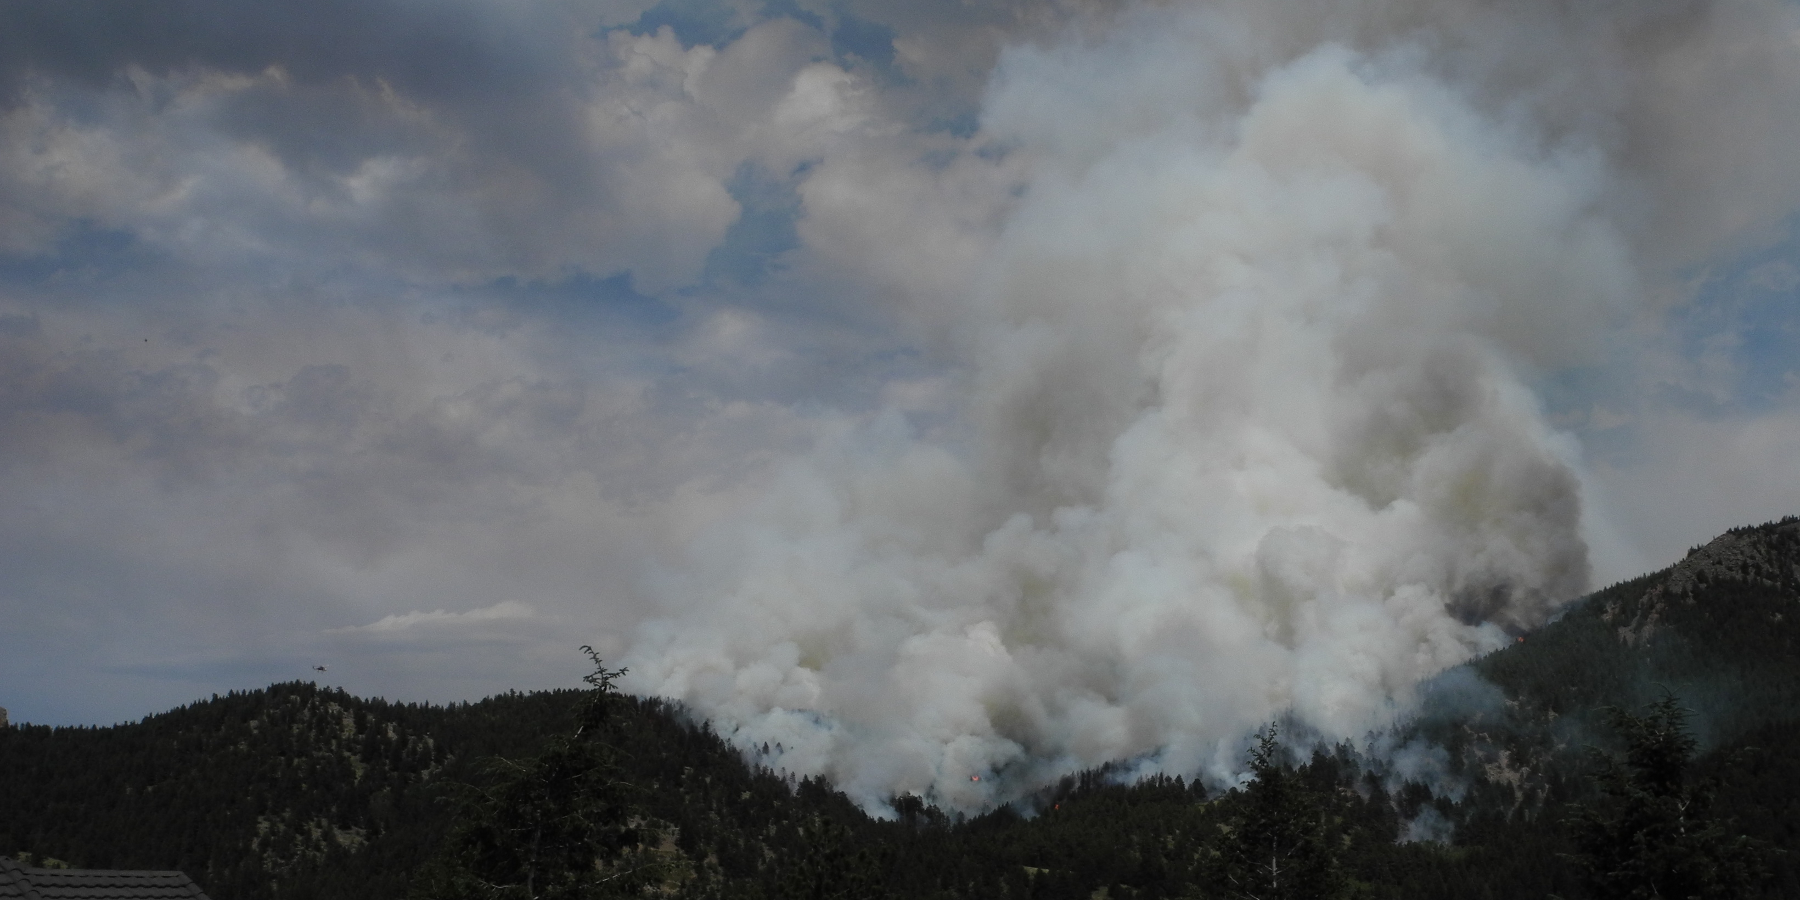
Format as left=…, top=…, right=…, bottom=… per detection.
left=622, top=0, right=1800, bottom=811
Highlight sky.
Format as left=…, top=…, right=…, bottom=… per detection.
left=3, top=0, right=1800, bottom=810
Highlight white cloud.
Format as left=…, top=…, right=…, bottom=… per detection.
left=0, top=0, right=1797, bottom=808
left=619, top=0, right=1800, bottom=811
left=329, top=600, right=536, bottom=634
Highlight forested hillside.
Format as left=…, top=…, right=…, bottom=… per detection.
left=4, top=519, right=1797, bottom=899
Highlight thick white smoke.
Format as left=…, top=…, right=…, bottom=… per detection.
left=622, top=0, right=1800, bottom=811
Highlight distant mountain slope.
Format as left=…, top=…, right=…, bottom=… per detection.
left=1393, top=516, right=1800, bottom=896
left=1418, top=516, right=1800, bottom=806
left=3, top=518, right=1796, bottom=899
left=1473, top=516, right=1800, bottom=741
left=0, top=684, right=538, bottom=898
left=0, top=682, right=886, bottom=900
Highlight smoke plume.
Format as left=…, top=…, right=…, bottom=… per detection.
left=616, top=0, right=1800, bottom=811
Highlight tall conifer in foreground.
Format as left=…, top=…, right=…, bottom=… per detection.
left=1216, top=726, right=1345, bottom=900
left=1566, top=694, right=1769, bottom=899
left=410, top=648, right=663, bottom=900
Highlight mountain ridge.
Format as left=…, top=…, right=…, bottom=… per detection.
left=4, top=518, right=1797, bottom=898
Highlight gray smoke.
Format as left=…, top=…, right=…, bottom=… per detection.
left=621, top=0, right=1800, bottom=812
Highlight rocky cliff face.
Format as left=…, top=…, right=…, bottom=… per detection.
left=1603, top=517, right=1800, bottom=646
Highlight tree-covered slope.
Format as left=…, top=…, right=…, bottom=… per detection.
left=0, top=683, right=549, bottom=898
left=3, top=518, right=1796, bottom=899
left=1386, top=517, right=1800, bottom=896
left=1473, top=517, right=1800, bottom=739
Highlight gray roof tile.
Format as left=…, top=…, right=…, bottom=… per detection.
left=0, top=857, right=208, bottom=900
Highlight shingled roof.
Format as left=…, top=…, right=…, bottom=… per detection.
left=0, top=857, right=209, bottom=899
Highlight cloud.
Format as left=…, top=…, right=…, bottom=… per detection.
left=0, top=0, right=1796, bottom=812
left=329, top=600, right=536, bottom=634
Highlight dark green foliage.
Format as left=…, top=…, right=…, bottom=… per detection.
left=0, top=677, right=1790, bottom=900
left=768, top=819, right=891, bottom=900
left=2, top=519, right=1797, bottom=899
left=411, top=649, right=662, bottom=899
left=1566, top=696, right=1770, bottom=900
left=0, top=680, right=452, bottom=899
left=1472, top=519, right=1800, bottom=742
left=1217, top=728, right=1343, bottom=900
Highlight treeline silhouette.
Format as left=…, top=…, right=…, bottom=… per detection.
left=4, top=519, right=1797, bottom=898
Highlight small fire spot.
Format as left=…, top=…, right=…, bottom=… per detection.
left=970, top=775, right=980, bottom=782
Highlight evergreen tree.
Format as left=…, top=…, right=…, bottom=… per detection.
left=410, top=649, right=663, bottom=900
left=1216, top=726, right=1344, bottom=900
left=773, top=818, right=891, bottom=900
left=1566, top=694, right=1768, bottom=899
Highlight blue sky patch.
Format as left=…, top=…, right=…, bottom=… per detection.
left=761, top=0, right=824, bottom=32
left=830, top=10, right=898, bottom=77
left=703, top=162, right=802, bottom=287
left=0, top=220, right=159, bottom=286
left=625, top=0, right=747, bottom=49
left=1677, top=222, right=1800, bottom=412
left=473, top=270, right=680, bottom=333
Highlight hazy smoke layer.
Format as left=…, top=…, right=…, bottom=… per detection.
left=623, top=0, right=1800, bottom=811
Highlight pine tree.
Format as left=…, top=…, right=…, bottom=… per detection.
left=409, top=648, right=664, bottom=900
left=1216, top=726, right=1344, bottom=900
left=1566, top=694, right=1769, bottom=899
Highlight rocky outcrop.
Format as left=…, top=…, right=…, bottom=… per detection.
left=1603, top=517, right=1800, bottom=645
